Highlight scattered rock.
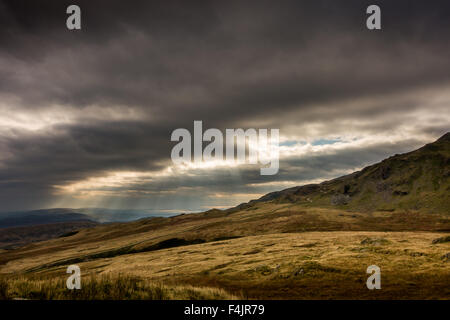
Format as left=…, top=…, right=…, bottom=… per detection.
left=432, top=236, right=450, bottom=244
left=254, top=265, right=273, bottom=275
left=243, top=249, right=262, bottom=255
left=360, top=237, right=390, bottom=246
left=291, top=268, right=304, bottom=277
left=441, top=253, right=450, bottom=262
left=376, top=182, right=389, bottom=192
left=331, top=194, right=350, bottom=205
left=409, top=252, right=425, bottom=257
left=380, top=165, right=391, bottom=179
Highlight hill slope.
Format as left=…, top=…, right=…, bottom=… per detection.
left=238, top=132, right=450, bottom=214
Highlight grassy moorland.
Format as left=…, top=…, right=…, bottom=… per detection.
left=0, top=220, right=448, bottom=299
left=0, top=134, right=448, bottom=299
left=0, top=231, right=449, bottom=299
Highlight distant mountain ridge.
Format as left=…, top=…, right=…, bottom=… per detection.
left=0, top=208, right=173, bottom=248
left=233, top=132, right=450, bottom=214
left=0, top=208, right=172, bottom=228
left=0, top=209, right=99, bottom=249
left=0, top=209, right=94, bottom=229
left=0, top=221, right=98, bottom=249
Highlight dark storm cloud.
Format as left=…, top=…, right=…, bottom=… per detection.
left=0, top=120, right=171, bottom=183
left=0, top=0, right=449, bottom=210
left=2, top=0, right=450, bottom=115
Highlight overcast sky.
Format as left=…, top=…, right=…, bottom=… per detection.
left=0, top=0, right=449, bottom=212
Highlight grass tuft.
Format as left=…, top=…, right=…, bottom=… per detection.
left=0, top=274, right=239, bottom=300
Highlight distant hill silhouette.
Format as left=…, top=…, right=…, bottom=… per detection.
left=0, top=221, right=98, bottom=249
left=0, top=209, right=99, bottom=249
left=0, top=209, right=94, bottom=229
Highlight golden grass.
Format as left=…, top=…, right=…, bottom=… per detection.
left=1, top=206, right=448, bottom=274
left=0, top=205, right=448, bottom=300
left=0, top=274, right=240, bottom=300
left=2, top=231, right=449, bottom=299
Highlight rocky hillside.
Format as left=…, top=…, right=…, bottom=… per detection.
left=238, top=132, right=450, bottom=213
